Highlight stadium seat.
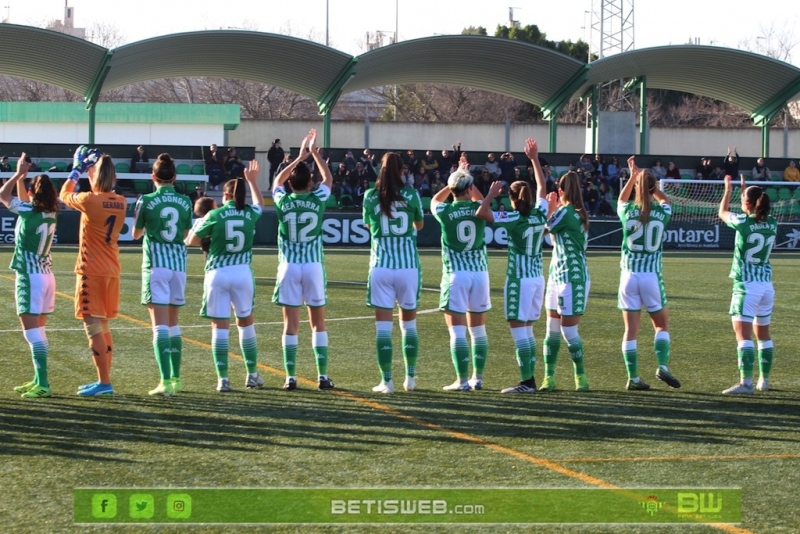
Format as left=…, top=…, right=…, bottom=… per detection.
left=53, top=161, right=68, bottom=172
left=794, top=188, right=800, bottom=200
left=134, top=180, right=153, bottom=194
left=115, top=162, right=130, bottom=173
left=765, top=187, right=778, bottom=202
left=421, top=196, right=432, bottom=213
left=191, top=164, right=205, bottom=175
left=38, top=161, right=51, bottom=171
left=681, top=174, right=693, bottom=180
left=790, top=203, right=800, bottom=216
left=779, top=187, right=791, bottom=201
left=325, top=195, right=339, bottom=210
left=176, top=164, right=191, bottom=175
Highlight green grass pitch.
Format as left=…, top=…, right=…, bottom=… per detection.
left=1, top=246, right=799, bottom=532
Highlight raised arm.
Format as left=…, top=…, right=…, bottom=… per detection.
left=475, top=180, right=503, bottom=223
left=718, top=174, right=742, bottom=221
left=429, top=182, right=451, bottom=212
left=618, top=156, right=639, bottom=203
left=308, top=130, right=332, bottom=189
left=272, top=133, right=312, bottom=194
left=523, top=138, right=546, bottom=199
left=244, top=159, right=264, bottom=207
left=0, top=153, right=30, bottom=207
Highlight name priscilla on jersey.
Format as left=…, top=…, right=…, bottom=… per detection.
left=447, top=208, right=475, bottom=220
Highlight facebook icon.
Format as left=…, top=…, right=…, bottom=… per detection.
left=91, top=494, right=117, bottom=519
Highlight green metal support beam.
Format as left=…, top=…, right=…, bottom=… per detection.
left=541, top=64, right=591, bottom=152
left=751, top=75, right=800, bottom=126
left=590, top=85, right=598, bottom=153
left=761, top=123, right=770, bottom=158
left=83, top=50, right=114, bottom=144
left=639, top=76, right=648, bottom=155
left=317, top=58, right=359, bottom=148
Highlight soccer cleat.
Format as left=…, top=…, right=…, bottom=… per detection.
left=14, top=380, right=37, bottom=393
left=656, top=368, right=681, bottom=389
left=318, top=377, right=335, bottom=390
left=78, top=381, right=100, bottom=391
left=442, top=380, right=471, bottom=392
left=283, top=377, right=297, bottom=391
left=756, top=377, right=769, bottom=391
left=21, top=385, right=52, bottom=398
left=574, top=374, right=590, bottom=392
left=468, top=377, right=483, bottom=391
left=403, top=376, right=416, bottom=391
left=171, top=377, right=183, bottom=393
left=722, top=382, right=754, bottom=395
left=77, top=382, right=113, bottom=397
left=245, top=373, right=265, bottom=389
left=501, top=381, right=536, bottom=394
left=539, top=376, right=557, bottom=392
left=217, top=378, right=232, bottom=393
left=372, top=380, right=394, bottom=394
left=148, top=381, right=174, bottom=397
left=626, top=378, right=651, bottom=391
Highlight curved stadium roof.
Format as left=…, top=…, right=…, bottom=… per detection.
left=0, top=24, right=798, bottom=122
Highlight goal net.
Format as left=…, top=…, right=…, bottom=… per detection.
left=658, top=179, right=800, bottom=251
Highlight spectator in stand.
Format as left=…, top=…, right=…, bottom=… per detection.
left=225, top=147, right=245, bottom=179
left=276, top=153, right=292, bottom=175
left=356, top=178, right=369, bottom=208
left=584, top=180, right=600, bottom=216
left=784, top=160, right=800, bottom=182
left=576, top=154, right=595, bottom=177
left=651, top=158, right=667, bottom=180
left=605, top=157, right=621, bottom=185
left=205, top=144, right=226, bottom=190
left=333, top=162, right=348, bottom=188
left=188, top=185, right=205, bottom=204
left=0, top=156, right=12, bottom=172
left=666, top=161, right=681, bottom=180
left=474, top=168, right=491, bottom=196
left=418, top=174, right=432, bottom=198
left=360, top=149, right=378, bottom=180
left=437, top=149, right=453, bottom=179
left=267, top=139, right=284, bottom=185
left=343, top=150, right=357, bottom=173
left=723, top=146, right=740, bottom=178
left=449, top=161, right=459, bottom=178
left=696, top=157, right=713, bottom=180
left=543, top=165, right=557, bottom=193
left=619, top=168, right=630, bottom=185
left=513, top=166, right=523, bottom=185
left=751, top=157, right=771, bottom=182
left=499, top=152, right=516, bottom=184
left=592, top=154, right=605, bottom=180
left=130, top=146, right=149, bottom=173
left=597, top=182, right=615, bottom=216
left=710, top=165, right=726, bottom=181
left=484, top=153, right=501, bottom=179
left=401, top=164, right=415, bottom=188
left=412, top=163, right=426, bottom=190
left=422, top=150, right=438, bottom=178
left=348, top=161, right=370, bottom=193
left=405, top=150, right=418, bottom=172
left=431, top=171, right=445, bottom=195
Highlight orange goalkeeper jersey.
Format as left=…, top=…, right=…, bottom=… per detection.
left=61, top=182, right=127, bottom=277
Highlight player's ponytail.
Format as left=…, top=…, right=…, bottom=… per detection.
left=224, top=178, right=247, bottom=211
left=152, top=153, right=176, bottom=183
left=509, top=180, right=532, bottom=217
left=92, top=155, right=116, bottom=193
left=746, top=185, right=770, bottom=222
left=377, top=152, right=404, bottom=217
left=635, top=170, right=657, bottom=225
left=558, top=171, right=589, bottom=230
left=31, top=174, right=59, bottom=213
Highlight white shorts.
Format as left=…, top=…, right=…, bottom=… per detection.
left=439, top=271, right=491, bottom=314
left=730, top=280, right=774, bottom=321
left=273, top=262, right=327, bottom=307
left=201, top=264, right=254, bottom=319
left=618, top=271, right=666, bottom=313
left=16, top=272, right=55, bottom=316
left=545, top=280, right=590, bottom=317
left=367, top=267, right=420, bottom=310
left=142, top=267, right=186, bottom=306
left=505, top=275, right=545, bottom=322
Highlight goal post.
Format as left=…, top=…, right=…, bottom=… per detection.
left=658, top=179, right=800, bottom=251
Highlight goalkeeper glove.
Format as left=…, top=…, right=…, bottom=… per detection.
left=68, top=146, right=100, bottom=181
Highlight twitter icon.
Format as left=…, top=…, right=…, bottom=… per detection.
left=129, top=494, right=154, bottom=519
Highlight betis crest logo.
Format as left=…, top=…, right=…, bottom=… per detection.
left=640, top=495, right=663, bottom=516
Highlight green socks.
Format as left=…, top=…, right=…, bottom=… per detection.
left=469, top=325, right=488, bottom=378
left=153, top=325, right=171, bottom=381
left=24, top=327, right=49, bottom=389
left=238, top=324, right=258, bottom=374
left=169, top=326, right=182, bottom=379
left=313, top=331, right=329, bottom=377
left=562, top=325, right=585, bottom=376
left=737, top=340, right=755, bottom=382
left=511, top=326, right=533, bottom=381
left=543, top=318, right=561, bottom=377
left=654, top=331, right=670, bottom=367
left=401, top=320, right=419, bottom=378
left=622, top=339, right=638, bottom=379
left=283, top=334, right=298, bottom=377
left=212, top=328, right=229, bottom=379
left=758, top=340, right=774, bottom=379
left=376, top=321, right=393, bottom=382
left=449, top=325, right=469, bottom=379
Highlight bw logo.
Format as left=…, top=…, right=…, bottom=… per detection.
left=640, top=495, right=663, bottom=516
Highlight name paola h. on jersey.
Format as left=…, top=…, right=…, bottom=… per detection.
left=747, top=221, right=777, bottom=232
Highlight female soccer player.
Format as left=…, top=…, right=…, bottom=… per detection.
left=541, top=170, right=590, bottom=392
left=363, top=151, right=424, bottom=393
left=617, top=157, right=681, bottom=391
left=431, top=155, right=501, bottom=392
left=0, top=154, right=58, bottom=398
left=272, top=130, right=335, bottom=391
left=481, top=139, right=548, bottom=394
left=185, top=160, right=264, bottom=393
left=132, top=154, right=193, bottom=397
left=718, top=174, right=777, bottom=394
left=61, top=147, right=127, bottom=397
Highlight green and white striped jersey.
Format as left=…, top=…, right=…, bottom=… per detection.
left=726, top=213, right=777, bottom=282
left=134, top=186, right=193, bottom=271
left=493, top=198, right=548, bottom=278
left=274, top=184, right=330, bottom=264
left=618, top=201, right=672, bottom=273
left=433, top=200, right=488, bottom=273
left=193, top=200, right=262, bottom=271
left=8, top=198, right=56, bottom=274
left=362, top=187, right=423, bottom=269
left=546, top=204, right=589, bottom=284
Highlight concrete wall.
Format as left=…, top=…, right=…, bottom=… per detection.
left=0, top=122, right=223, bottom=146
left=229, top=119, right=800, bottom=159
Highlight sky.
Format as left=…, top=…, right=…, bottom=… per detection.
left=5, top=0, right=799, bottom=66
